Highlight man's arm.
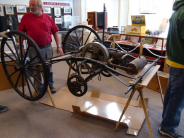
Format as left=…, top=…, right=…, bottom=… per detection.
left=53, top=32, right=64, bottom=56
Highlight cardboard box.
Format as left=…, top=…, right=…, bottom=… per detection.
left=147, top=71, right=169, bottom=94
left=126, top=15, right=146, bottom=34
left=127, top=25, right=146, bottom=34
left=40, top=86, right=148, bottom=136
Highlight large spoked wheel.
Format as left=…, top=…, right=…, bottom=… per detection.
left=62, top=25, right=102, bottom=71
left=1, top=30, right=48, bottom=101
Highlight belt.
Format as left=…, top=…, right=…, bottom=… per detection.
left=38, top=43, right=51, bottom=49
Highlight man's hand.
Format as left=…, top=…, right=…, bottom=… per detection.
left=57, top=47, right=64, bottom=56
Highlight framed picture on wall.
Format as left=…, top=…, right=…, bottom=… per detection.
left=64, top=15, right=71, bottom=22
left=54, top=7, right=61, bottom=16
left=43, top=6, right=51, bottom=14
left=5, top=5, right=14, bottom=15
left=64, top=6, right=71, bottom=14
left=16, top=5, right=27, bottom=13
left=17, top=14, right=24, bottom=23
left=0, top=4, right=4, bottom=16
left=55, top=17, right=62, bottom=24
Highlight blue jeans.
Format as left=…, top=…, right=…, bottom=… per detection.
left=29, top=44, right=54, bottom=90
left=161, top=65, right=184, bottom=132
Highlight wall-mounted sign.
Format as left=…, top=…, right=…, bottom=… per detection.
left=131, top=15, right=146, bottom=26
left=43, top=2, right=70, bottom=6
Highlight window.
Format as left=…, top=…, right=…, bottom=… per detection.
left=128, top=0, right=173, bottom=33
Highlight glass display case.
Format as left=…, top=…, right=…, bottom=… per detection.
left=60, top=16, right=80, bottom=30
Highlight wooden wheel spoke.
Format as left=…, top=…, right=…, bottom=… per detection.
left=25, top=70, right=43, bottom=85
left=22, top=71, right=25, bottom=94
left=24, top=72, right=33, bottom=97
left=5, top=41, right=19, bottom=61
left=3, top=53, right=19, bottom=65
left=19, top=36, right=27, bottom=64
left=23, top=55, right=39, bottom=67
left=81, top=28, right=84, bottom=46
left=24, top=72, right=39, bottom=95
left=84, top=31, right=92, bottom=45
left=4, top=63, right=17, bottom=67
left=15, top=71, right=22, bottom=87
left=65, top=42, right=79, bottom=50
left=8, top=70, right=17, bottom=78
left=74, top=30, right=81, bottom=46
left=68, top=35, right=80, bottom=47
left=10, top=35, right=21, bottom=61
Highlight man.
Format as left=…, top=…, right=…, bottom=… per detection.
left=158, top=0, right=184, bottom=138
left=18, top=0, right=64, bottom=93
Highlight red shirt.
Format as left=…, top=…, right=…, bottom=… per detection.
left=18, top=12, right=59, bottom=46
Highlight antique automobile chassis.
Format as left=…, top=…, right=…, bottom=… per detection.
left=0, top=25, right=159, bottom=101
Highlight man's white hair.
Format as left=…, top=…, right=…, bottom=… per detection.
left=37, top=0, right=43, bottom=10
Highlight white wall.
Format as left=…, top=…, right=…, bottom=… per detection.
left=0, top=0, right=74, bottom=48
left=0, top=0, right=73, bottom=10
left=119, top=0, right=129, bottom=30
left=73, top=0, right=80, bottom=17
left=0, top=0, right=29, bottom=5
left=78, top=0, right=129, bottom=29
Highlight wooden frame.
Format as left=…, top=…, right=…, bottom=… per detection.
left=5, top=5, right=14, bottom=15
left=0, top=4, right=4, bottom=16
left=64, top=6, right=71, bottom=13
left=43, top=6, right=51, bottom=14
left=54, top=7, right=61, bottom=16
left=17, top=14, right=24, bottom=23
left=87, top=12, right=97, bottom=30
left=16, top=5, right=27, bottom=13
left=55, top=17, right=62, bottom=24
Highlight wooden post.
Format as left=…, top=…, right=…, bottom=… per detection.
left=47, top=85, right=56, bottom=108
left=137, top=86, right=153, bottom=138
left=139, top=39, right=144, bottom=56
left=114, top=86, right=153, bottom=138
left=156, top=72, right=164, bottom=103
left=112, top=37, right=116, bottom=48
left=108, top=34, right=121, bottom=48
left=114, top=89, right=136, bottom=132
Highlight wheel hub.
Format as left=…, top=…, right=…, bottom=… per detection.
left=14, top=65, right=24, bottom=71
left=81, top=42, right=109, bottom=71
